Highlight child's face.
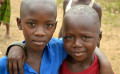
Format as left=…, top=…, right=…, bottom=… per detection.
left=17, top=3, right=57, bottom=51
left=63, top=15, right=100, bottom=62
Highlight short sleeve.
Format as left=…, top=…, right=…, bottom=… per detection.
left=6, top=41, right=25, bottom=56
left=48, top=38, right=67, bottom=64
left=0, top=56, right=8, bottom=74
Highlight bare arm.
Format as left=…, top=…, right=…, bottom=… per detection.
left=93, top=3, right=102, bottom=25
left=93, top=3, right=102, bottom=47
left=6, top=42, right=26, bottom=74
left=94, top=47, right=114, bottom=74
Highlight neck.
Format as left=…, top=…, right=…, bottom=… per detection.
left=74, top=0, right=91, bottom=5
left=25, top=44, right=44, bottom=61
left=25, top=44, right=44, bottom=74
left=77, top=0, right=90, bottom=2
left=67, top=53, right=94, bottom=69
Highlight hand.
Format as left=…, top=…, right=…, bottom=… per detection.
left=7, top=46, right=26, bottom=74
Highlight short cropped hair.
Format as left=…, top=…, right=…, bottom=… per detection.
left=62, top=5, right=100, bottom=36
left=20, top=0, right=57, bottom=18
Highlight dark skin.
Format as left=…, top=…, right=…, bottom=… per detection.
left=63, top=13, right=100, bottom=73
left=59, top=0, right=102, bottom=41
left=7, top=1, right=113, bottom=74
left=7, top=1, right=57, bottom=74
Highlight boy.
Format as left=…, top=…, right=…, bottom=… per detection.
left=58, top=0, right=102, bottom=47
left=0, top=0, right=67, bottom=74
left=59, top=5, right=106, bottom=74
left=1, top=0, right=113, bottom=74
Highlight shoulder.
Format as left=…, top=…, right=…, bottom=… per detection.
left=63, top=0, right=69, bottom=3
left=93, top=54, right=100, bottom=68
left=48, top=37, right=64, bottom=52
left=93, top=3, right=102, bottom=12
left=48, top=37, right=63, bottom=46
left=85, top=54, right=99, bottom=73
left=0, top=56, right=8, bottom=73
left=93, top=3, right=102, bottom=20
left=88, top=54, right=100, bottom=69
left=48, top=37, right=67, bottom=59
left=0, top=56, right=8, bottom=65
left=63, top=0, right=69, bottom=8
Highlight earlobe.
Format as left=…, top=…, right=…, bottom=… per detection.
left=99, top=30, right=102, bottom=41
left=55, top=20, right=58, bottom=28
left=97, top=30, right=102, bottom=47
left=17, top=17, right=22, bottom=30
left=54, top=20, right=58, bottom=31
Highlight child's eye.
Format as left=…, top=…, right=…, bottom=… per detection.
left=45, top=24, right=53, bottom=28
left=82, top=36, right=89, bottom=39
left=64, top=36, right=73, bottom=39
left=27, top=22, right=36, bottom=26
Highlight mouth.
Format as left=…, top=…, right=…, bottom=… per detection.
left=72, top=51, right=86, bottom=57
left=32, top=40, right=46, bottom=46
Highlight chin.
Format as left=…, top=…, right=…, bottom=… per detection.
left=71, top=54, right=87, bottom=62
left=35, top=46, right=45, bottom=51
left=74, top=57, right=86, bottom=62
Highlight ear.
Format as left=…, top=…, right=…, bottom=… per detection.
left=54, top=20, right=58, bottom=31
left=17, top=17, right=22, bottom=30
left=99, top=30, right=102, bottom=41
left=97, top=30, right=102, bottom=47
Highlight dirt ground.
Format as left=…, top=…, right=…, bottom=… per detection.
left=0, top=0, right=120, bottom=73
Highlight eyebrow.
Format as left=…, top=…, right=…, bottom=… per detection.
left=46, top=18, right=56, bottom=22
left=65, top=31, right=93, bottom=35
left=81, top=32, right=94, bottom=35
left=26, top=18, right=56, bottom=23
left=27, top=19, right=37, bottom=22
left=45, top=20, right=56, bottom=23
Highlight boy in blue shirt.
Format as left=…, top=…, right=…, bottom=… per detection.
left=0, top=0, right=67, bottom=74
left=0, top=0, right=113, bottom=74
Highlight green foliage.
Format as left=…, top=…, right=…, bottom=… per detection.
left=96, top=0, right=120, bottom=13
left=102, top=11, right=120, bottom=27
left=96, top=0, right=120, bottom=27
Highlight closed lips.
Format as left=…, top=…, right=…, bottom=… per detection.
left=72, top=51, right=86, bottom=56
left=73, top=50, right=86, bottom=53
left=32, top=40, right=46, bottom=45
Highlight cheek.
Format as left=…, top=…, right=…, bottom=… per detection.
left=64, top=40, right=73, bottom=52
left=85, top=41, right=96, bottom=53
left=22, top=25, right=33, bottom=40
left=46, top=28, right=55, bottom=38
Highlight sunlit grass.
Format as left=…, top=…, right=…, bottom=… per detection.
left=96, top=0, right=120, bottom=27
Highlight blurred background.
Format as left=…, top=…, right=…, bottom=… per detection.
left=0, top=0, right=120, bottom=73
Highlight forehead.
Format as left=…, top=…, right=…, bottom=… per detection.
left=21, top=2, right=56, bottom=19
left=64, top=15, right=99, bottom=33
left=29, top=3, right=55, bottom=13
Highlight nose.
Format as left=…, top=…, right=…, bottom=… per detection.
left=34, top=26, right=45, bottom=37
left=73, top=39, right=83, bottom=48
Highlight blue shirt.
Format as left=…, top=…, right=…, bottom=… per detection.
left=0, top=38, right=67, bottom=74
